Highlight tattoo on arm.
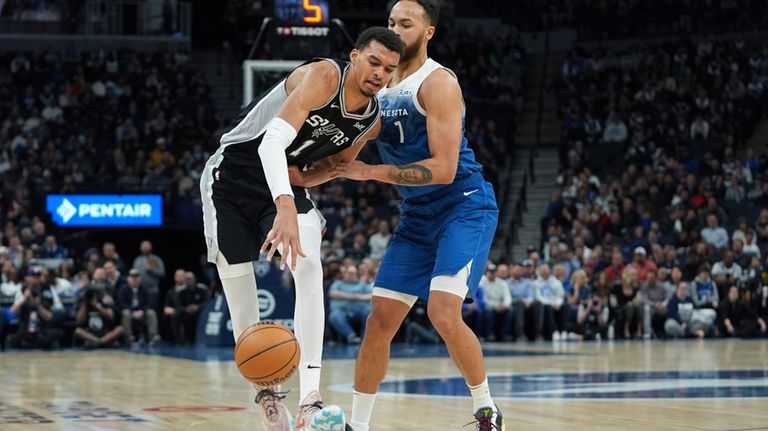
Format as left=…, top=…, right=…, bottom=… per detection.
left=388, top=164, right=433, bottom=185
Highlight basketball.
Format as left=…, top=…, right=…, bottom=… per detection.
left=234, top=322, right=301, bottom=386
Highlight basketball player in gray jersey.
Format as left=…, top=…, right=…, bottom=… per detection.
left=199, top=28, right=403, bottom=431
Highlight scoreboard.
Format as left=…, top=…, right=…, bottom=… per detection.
left=274, top=0, right=330, bottom=25
left=268, top=0, right=333, bottom=58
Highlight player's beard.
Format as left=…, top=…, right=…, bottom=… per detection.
left=400, top=37, right=423, bottom=62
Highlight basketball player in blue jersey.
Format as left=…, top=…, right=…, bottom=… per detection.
left=199, top=28, right=403, bottom=431
left=335, top=1, right=504, bottom=430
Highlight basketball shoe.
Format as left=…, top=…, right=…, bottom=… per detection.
left=471, top=406, right=505, bottom=431
left=255, top=387, right=294, bottom=431
left=307, top=404, right=349, bottom=431
left=294, top=391, right=346, bottom=430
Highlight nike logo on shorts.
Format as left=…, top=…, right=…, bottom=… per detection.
left=463, top=189, right=479, bottom=196
left=307, top=365, right=322, bottom=369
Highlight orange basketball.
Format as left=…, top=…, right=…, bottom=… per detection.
left=234, top=321, right=300, bottom=386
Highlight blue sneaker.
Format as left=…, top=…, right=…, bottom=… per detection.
left=308, top=404, right=348, bottom=431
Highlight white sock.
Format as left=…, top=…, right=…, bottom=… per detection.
left=292, top=216, right=325, bottom=401
left=468, top=377, right=495, bottom=412
left=350, top=391, right=377, bottom=431
left=216, top=254, right=260, bottom=341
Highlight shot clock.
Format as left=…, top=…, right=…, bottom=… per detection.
left=274, top=0, right=330, bottom=26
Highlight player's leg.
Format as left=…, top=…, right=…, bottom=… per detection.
left=349, top=291, right=415, bottom=431
left=349, top=227, right=430, bottom=431
left=201, top=156, right=293, bottom=431
left=216, top=252, right=294, bottom=430
left=427, top=271, right=484, bottom=382
left=289, top=208, right=335, bottom=429
left=429, top=180, right=504, bottom=430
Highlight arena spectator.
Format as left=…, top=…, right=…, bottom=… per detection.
left=508, top=262, right=535, bottom=340
left=480, top=263, right=513, bottom=341
left=611, top=268, right=644, bottom=339
left=532, top=264, right=565, bottom=340
left=74, top=286, right=123, bottom=348
left=691, top=264, right=719, bottom=310
left=7, top=267, right=64, bottom=348
left=117, top=269, right=160, bottom=346
left=564, top=269, right=592, bottom=337
left=328, top=265, right=372, bottom=344
left=720, top=285, right=766, bottom=338
left=642, top=268, right=669, bottom=337
left=163, top=269, right=208, bottom=345
left=131, top=240, right=165, bottom=309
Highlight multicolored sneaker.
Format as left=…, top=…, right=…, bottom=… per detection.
left=255, top=387, right=294, bottom=431
left=471, top=405, right=505, bottom=431
left=294, top=390, right=323, bottom=430
left=307, top=404, right=348, bottom=431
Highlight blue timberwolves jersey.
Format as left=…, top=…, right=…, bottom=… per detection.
left=376, top=58, right=482, bottom=198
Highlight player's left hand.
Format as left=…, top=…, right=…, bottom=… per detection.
left=261, top=196, right=306, bottom=271
left=333, top=160, right=370, bottom=181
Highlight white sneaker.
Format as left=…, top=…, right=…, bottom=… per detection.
left=255, top=387, right=294, bottom=431
left=295, top=390, right=324, bottom=430
left=552, top=331, right=561, bottom=341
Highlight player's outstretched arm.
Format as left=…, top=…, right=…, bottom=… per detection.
left=259, top=61, right=339, bottom=270
left=336, top=69, right=462, bottom=186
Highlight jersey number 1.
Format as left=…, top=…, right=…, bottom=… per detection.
left=289, top=139, right=315, bottom=157
left=394, top=120, right=404, bottom=144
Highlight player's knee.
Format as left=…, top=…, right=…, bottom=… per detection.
left=215, top=253, right=252, bottom=279
left=427, top=303, right=461, bottom=334
left=366, top=307, right=402, bottom=339
left=295, top=252, right=322, bottom=274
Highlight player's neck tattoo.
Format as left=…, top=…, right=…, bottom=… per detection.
left=389, top=164, right=433, bottom=185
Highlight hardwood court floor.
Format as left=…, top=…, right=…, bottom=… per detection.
left=1, top=339, right=767, bottom=430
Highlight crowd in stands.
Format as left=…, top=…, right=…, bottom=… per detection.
left=0, top=44, right=217, bottom=349
left=0, top=46, right=218, bottom=227
left=511, top=0, right=768, bottom=40
left=470, top=36, right=768, bottom=342
left=0, top=238, right=209, bottom=349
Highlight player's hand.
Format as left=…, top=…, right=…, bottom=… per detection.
left=261, top=196, right=306, bottom=271
left=314, top=157, right=336, bottom=170
left=287, top=166, right=306, bottom=187
left=333, top=160, right=370, bottom=181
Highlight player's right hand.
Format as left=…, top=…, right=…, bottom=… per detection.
left=261, top=196, right=306, bottom=271
left=287, top=166, right=305, bottom=186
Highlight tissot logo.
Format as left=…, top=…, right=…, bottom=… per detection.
left=275, top=26, right=330, bottom=37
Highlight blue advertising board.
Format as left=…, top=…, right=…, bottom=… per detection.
left=46, top=194, right=162, bottom=227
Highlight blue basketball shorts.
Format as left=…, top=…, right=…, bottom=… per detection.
left=375, top=173, right=498, bottom=302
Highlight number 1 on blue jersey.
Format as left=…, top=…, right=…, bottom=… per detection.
left=394, top=120, right=404, bottom=144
